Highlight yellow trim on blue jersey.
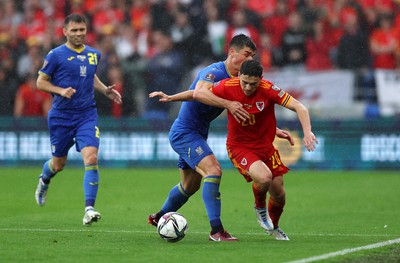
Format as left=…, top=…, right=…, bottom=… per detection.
left=177, top=183, right=190, bottom=197
left=85, top=165, right=98, bottom=171
left=65, top=43, right=86, bottom=53
left=48, top=160, right=55, bottom=173
left=224, top=62, right=235, bottom=78
left=203, top=177, right=221, bottom=184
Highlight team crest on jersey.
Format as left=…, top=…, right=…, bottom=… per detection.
left=256, top=101, right=265, bottom=111
left=41, top=60, right=48, bottom=69
left=271, top=85, right=281, bottom=91
left=80, top=65, right=87, bottom=76
left=240, top=158, right=248, bottom=166
left=195, top=146, right=204, bottom=156
left=205, top=73, right=215, bottom=81
left=77, top=55, right=86, bottom=61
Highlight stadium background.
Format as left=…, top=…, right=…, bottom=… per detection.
left=0, top=0, right=399, bottom=170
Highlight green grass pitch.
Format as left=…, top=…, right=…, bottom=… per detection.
left=0, top=167, right=399, bottom=263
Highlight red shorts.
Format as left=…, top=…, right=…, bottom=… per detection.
left=227, top=146, right=289, bottom=182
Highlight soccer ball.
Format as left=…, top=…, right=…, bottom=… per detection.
left=157, top=212, right=188, bottom=242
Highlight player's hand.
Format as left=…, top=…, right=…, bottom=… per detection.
left=105, top=84, right=122, bottom=104
left=276, top=128, right=295, bottom=146
left=149, top=91, right=171, bottom=102
left=303, top=131, right=318, bottom=152
left=226, top=101, right=249, bottom=123
left=60, top=87, right=76, bottom=99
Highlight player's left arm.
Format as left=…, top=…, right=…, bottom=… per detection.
left=276, top=127, right=295, bottom=146
left=286, top=98, right=318, bottom=151
left=94, top=74, right=122, bottom=104
left=194, top=80, right=249, bottom=123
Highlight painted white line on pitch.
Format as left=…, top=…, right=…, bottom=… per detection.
left=287, top=238, right=400, bottom=263
left=0, top=228, right=397, bottom=238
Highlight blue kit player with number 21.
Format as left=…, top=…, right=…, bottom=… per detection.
left=34, top=13, right=122, bottom=225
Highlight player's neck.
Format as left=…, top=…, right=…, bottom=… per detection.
left=224, top=60, right=238, bottom=77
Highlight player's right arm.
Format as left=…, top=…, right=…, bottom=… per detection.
left=149, top=90, right=194, bottom=102
left=36, top=73, right=76, bottom=99
left=193, top=80, right=249, bottom=123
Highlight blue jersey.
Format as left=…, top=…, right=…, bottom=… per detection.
left=39, top=44, right=101, bottom=112
left=171, top=61, right=234, bottom=138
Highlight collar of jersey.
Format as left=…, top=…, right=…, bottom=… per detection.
left=65, top=43, right=86, bottom=53
left=223, top=61, right=236, bottom=78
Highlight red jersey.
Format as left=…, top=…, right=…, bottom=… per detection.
left=212, top=77, right=292, bottom=154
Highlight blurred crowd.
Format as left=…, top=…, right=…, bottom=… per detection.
left=0, top=0, right=399, bottom=119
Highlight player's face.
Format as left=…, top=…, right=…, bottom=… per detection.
left=240, top=74, right=261, bottom=96
left=230, top=47, right=256, bottom=74
left=63, top=22, right=87, bottom=48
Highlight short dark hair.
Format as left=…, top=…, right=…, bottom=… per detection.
left=64, top=14, right=87, bottom=27
left=228, top=34, right=257, bottom=52
left=240, top=60, right=263, bottom=77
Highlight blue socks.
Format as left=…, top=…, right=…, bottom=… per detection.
left=160, top=182, right=191, bottom=214
left=202, top=175, right=223, bottom=233
left=40, top=159, right=56, bottom=184
left=83, top=164, right=99, bottom=207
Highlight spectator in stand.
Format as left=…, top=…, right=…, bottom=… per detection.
left=305, top=18, right=334, bottom=71
left=92, top=0, right=125, bottom=37
left=130, top=0, right=150, bottom=32
left=280, top=11, right=307, bottom=71
left=204, top=2, right=228, bottom=60
left=262, top=0, right=289, bottom=49
left=226, top=0, right=262, bottom=31
left=17, top=37, right=44, bottom=81
left=224, top=9, right=260, bottom=52
left=337, top=11, right=374, bottom=101
left=0, top=0, right=23, bottom=41
left=0, top=66, right=18, bottom=116
left=170, top=5, right=197, bottom=66
left=336, top=11, right=370, bottom=70
left=257, top=33, right=278, bottom=72
left=144, top=29, right=184, bottom=120
left=369, top=14, right=398, bottom=70
left=17, top=2, right=47, bottom=43
left=14, top=74, right=52, bottom=118
left=106, top=65, right=128, bottom=118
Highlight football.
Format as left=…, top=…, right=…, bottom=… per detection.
left=157, top=212, right=188, bottom=242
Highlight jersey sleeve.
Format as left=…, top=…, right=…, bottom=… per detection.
left=210, top=79, right=228, bottom=98
left=262, top=80, right=292, bottom=108
left=38, top=50, right=58, bottom=78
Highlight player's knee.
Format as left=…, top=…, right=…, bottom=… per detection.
left=183, top=181, right=201, bottom=194
left=52, top=163, right=65, bottom=173
left=207, top=163, right=222, bottom=176
left=271, top=191, right=286, bottom=204
left=85, top=153, right=98, bottom=166
left=255, top=173, right=272, bottom=186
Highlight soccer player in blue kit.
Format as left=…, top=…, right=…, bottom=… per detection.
left=148, top=34, right=294, bottom=241
left=34, top=14, right=122, bottom=225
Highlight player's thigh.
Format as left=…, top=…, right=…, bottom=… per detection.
left=75, top=115, right=100, bottom=152
left=169, top=131, right=215, bottom=173
left=248, top=160, right=273, bottom=184
left=48, top=112, right=75, bottom=157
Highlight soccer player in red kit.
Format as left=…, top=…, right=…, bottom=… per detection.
left=208, top=60, right=318, bottom=240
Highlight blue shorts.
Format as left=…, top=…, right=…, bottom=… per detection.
left=48, top=107, right=100, bottom=157
left=169, top=130, right=214, bottom=170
